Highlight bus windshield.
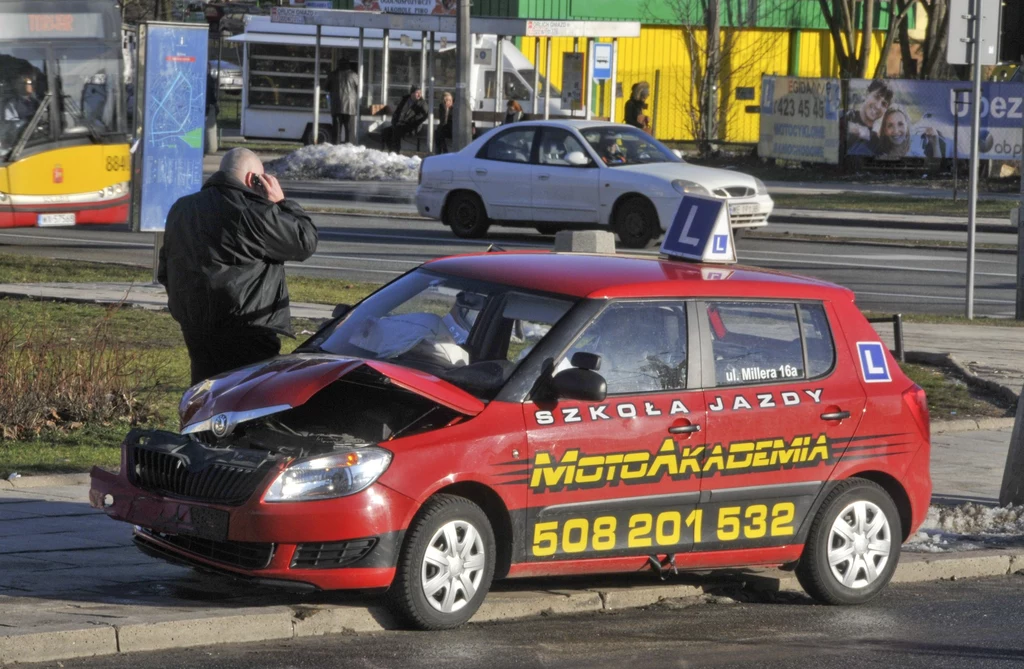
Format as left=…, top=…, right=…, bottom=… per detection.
left=56, top=44, right=121, bottom=138
left=0, top=1, right=124, bottom=162
left=0, top=47, right=50, bottom=160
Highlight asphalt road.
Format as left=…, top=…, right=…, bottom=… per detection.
left=0, top=212, right=1016, bottom=317
left=46, top=574, right=1024, bottom=669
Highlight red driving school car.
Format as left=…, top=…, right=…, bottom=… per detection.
left=90, top=197, right=931, bottom=630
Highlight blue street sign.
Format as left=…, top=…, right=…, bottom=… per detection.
left=592, top=43, right=612, bottom=81
left=134, top=23, right=208, bottom=232
left=660, top=195, right=737, bottom=264
left=857, top=342, right=892, bottom=383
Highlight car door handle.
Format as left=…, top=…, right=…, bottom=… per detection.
left=475, top=168, right=488, bottom=176
left=820, top=411, right=851, bottom=421
left=668, top=424, right=701, bottom=434
left=537, top=174, right=550, bottom=180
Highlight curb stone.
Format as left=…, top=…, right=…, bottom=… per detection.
left=3, top=550, right=1024, bottom=665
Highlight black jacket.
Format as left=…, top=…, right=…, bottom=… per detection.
left=392, top=94, right=428, bottom=129
left=158, top=172, right=318, bottom=337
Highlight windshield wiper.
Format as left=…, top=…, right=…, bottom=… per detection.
left=9, top=93, right=52, bottom=162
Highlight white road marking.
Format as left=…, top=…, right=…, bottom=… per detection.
left=739, top=253, right=1016, bottom=278
left=854, top=290, right=1015, bottom=305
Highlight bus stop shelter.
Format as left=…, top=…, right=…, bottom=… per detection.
left=266, top=6, right=640, bottom=150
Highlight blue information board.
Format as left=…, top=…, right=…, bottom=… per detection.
left=134, top=23, right=208, bottom=232
left=592, top=43, right=612, bottom=81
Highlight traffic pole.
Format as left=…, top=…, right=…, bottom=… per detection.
left=455, top=0, right=472, bottom=150
left=965, top=1, right=983, bottom=320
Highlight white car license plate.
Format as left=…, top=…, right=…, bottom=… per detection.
left=37, top=213, right=76, bottom=227
left=729, top=203, right=760, bottom=216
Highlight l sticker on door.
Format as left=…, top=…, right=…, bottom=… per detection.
left=856, top=341, right=891, bottom=383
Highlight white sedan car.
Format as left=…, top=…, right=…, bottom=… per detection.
left=415, top=120, right=773, bottom=249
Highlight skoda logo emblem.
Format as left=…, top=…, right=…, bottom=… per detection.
left=211, top=414, right=229, bottom=437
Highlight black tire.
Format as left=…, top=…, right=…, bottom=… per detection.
left=613, top=197, right=659, bottom=249
left=796, top=479, right=901, bottom=605
left=386, top=494, right=496, bottom=630
left=444, top=192, right=491, bottom=239
left=732, top=227, right=747, bottom=240
left=301, top=124, right=333, bottom=146
left=535, top=224, right=559, bottom=236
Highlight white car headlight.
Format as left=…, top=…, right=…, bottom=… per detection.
left=754, top=177, right=768, bottom=195
left=264, top=447, right=392, bottom=502
left=672, top=179, right=709, bottom=196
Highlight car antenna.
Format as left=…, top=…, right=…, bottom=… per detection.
left=486, top=244, right=506, bottom=253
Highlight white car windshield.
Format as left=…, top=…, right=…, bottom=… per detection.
left=301, top=270, right=577, bottom=399
left=581, top=126, right=681, bottom=167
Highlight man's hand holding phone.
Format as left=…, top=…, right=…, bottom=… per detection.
left=252, top=172, right=285, bottom=203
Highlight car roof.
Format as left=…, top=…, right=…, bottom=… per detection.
left=493, top=120, right=624, bottom=133
left=424, top=252, right=854, bottom=302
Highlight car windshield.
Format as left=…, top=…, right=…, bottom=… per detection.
left=300, top=269, right=577, bottom=400
left=580, top=126, right=681, bottom=167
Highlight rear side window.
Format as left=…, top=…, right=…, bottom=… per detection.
left=707, top=301, right=834, bottom=387
left=478, top=127, right=535, bottom=163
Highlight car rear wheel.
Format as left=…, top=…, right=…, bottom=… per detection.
left=386, top=494, right=496, bottom=630
left=613, top=197, right=659, bottom=249
left=796, top=479, right=901, bottom=605
left=445, top=192, right=491, bottom=239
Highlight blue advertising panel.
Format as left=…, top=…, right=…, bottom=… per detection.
left=135, top=23, right=208, bottom=232
left=846, top=79, right=1024, bottom=161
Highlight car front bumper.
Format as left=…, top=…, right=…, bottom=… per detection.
left=651, top=193, right=774, bottom=232
left=89, top=457, right=417, bottom=591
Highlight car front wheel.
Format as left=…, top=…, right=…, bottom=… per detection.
left=796, top=479, right=901, bottom=605
left=386, top=494, right=496, bottom=630
left=444, top=192, right=491, bottom=239
left=613, top=197, right=659, bottom=249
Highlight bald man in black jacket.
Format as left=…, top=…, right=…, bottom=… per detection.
left=158, top=148, right=319, bottom=384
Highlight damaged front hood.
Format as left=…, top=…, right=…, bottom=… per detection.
left=179, top=354, right=485, bottom=431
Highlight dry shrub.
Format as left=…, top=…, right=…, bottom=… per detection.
left=0, top=304, right=161, bottom=440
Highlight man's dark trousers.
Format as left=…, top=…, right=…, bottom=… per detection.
left=333, top=113, right=356, bottom=144
left=182, top=328, right=281, bottom=384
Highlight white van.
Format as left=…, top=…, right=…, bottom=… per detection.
left=231, top=15, right=565, bottom=147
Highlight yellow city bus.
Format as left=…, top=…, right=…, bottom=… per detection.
left=0, top=0, right=130, bottom=228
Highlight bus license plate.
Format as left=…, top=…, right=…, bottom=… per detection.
left=729, top=203, right=760, bottom=216
left=37, top=213, right=76, bottom=227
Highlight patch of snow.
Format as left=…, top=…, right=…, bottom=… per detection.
left=264, top=144, right=421, bottom=182
left=904, top=502, right=1024, bottom=553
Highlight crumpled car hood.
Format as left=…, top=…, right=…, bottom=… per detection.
left=179, top=354, right=485, bottom=430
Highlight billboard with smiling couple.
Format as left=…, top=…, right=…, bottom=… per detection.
left=845, top=79, right=1024, bottom=161
left=760, top=76, right=1024, bottom=164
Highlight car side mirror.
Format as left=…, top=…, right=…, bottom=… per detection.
left=570, top=351, right=601, bottom=371
left=551, top=368, right=607, bottom=402
left=332, top=303, right=351, bottom=319
left=566, top=151, right=590, bottom=167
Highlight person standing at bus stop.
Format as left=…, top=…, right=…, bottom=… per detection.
left=158, top=148, right=319, bottom=384
left=329, top=60, right=359, bottom=145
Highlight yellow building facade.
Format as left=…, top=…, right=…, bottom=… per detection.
left=522, top=27, right=889, bottom=143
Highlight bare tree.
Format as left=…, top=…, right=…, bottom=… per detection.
left=916, top=0, right=955, bottom=79
left=641, top=0, right=796, bottom=155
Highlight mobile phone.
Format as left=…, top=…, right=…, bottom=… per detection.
left=252, top=174, right=264, bottom=192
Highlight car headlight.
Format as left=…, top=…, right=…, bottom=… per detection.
left=264, top=448, right=392, bottom=502
left=754, top=177, right=768, bottom=195
left=672, top=179, right=709, bottom=196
